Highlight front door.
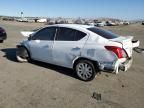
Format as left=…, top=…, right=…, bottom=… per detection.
left=28, top=27, right=57, bottom=63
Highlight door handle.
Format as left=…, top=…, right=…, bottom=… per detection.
left=72, top=47, right=80, bottom=51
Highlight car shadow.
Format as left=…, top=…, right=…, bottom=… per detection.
left=30, top=60, right=77, bottom=80
left=1, top=48, right=78, bottom=80
left=1, top=48, right=17, bottom=62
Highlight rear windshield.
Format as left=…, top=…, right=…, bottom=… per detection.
left=87, top=27, right=119, bottom=39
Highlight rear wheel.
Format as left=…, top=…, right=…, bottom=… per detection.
left=75, top=60, right=96, bottom=81
left=16, top=47, right=30, bottom=62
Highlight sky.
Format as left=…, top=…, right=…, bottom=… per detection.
left=0, top=0, right=144, bottom=20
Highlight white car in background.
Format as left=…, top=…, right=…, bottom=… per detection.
left=16, top=18, right=28, bottom=22
left=16, top=24, right=140, bottom=81
left=95, top=21, right=106, bottom=27
left=37, top=19, right=47, bottom=23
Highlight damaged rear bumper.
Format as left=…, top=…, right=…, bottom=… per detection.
left=99, top=58, right=133, bottom=74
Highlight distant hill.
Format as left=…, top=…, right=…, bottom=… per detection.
left=0, top=15, right=143, bottom=23
left=96, top=18, right=122, bottom=22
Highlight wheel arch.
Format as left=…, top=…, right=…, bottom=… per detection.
left=17, top=44, right=31, bottom=58
left=73, top=57, right=100, bottom=71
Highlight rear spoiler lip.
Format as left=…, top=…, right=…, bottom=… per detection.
left=126, top=36, right=133, bottom=40
left=109, top=36, right=140, bottom=48
left=119, top=36, right=140, bottom=48
left=127, top=36, right=140, bottom=48
left=108, top=36, right=133, bottom=48
left=132, top=40, right=140, bottom=48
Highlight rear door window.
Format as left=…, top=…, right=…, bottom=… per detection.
left=55, top=27, right=86, bottom=41
left=56, top=27, right=76, bottom=41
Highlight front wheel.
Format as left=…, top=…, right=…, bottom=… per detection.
left=75, top=60, right=97, bottom=81
left=16, top=47, right=30, bottom=62
left=0, top=40, right=3, bottom=43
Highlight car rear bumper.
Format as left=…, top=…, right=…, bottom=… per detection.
left=99, top=58, right=133, bottom=74
left=119, top=58, right=133, bottom=71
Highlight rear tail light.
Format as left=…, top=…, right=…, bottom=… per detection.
left=105, top=46, right=127, bottom=58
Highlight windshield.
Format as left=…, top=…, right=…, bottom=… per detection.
left=88, top=27, right=119, bottom=39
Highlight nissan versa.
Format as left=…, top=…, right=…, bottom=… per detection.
left=16, top=24, right=140, bottom=81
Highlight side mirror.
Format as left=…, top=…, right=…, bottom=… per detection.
left=28, top=34, right=32, bottom=40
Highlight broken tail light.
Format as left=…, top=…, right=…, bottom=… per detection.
left=105, top=46, right=127, bottom=58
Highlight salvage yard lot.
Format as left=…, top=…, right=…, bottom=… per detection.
left=0, top=21, right=144, bottom=108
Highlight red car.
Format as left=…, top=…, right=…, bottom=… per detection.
left=0, top=27, right=7, bottom=43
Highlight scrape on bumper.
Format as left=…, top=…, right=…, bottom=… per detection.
left=99, top=58, right=133, bottom=74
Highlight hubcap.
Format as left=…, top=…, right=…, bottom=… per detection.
left=76, top=63, right=93, bottom=80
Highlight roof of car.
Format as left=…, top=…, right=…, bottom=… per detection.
left=49, top=24, right=93, bottom=29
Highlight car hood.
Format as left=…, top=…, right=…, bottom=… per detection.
left=21, top=31, right=34, bottom=37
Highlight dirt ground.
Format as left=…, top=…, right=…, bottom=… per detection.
left=0, top=21, right=144, bottom=108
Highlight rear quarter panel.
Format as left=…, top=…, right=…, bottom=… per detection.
left=81, top=41, right=118, bottom=63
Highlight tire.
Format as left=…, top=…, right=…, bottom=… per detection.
left=0, top=40, right=3, bottom=43
left=74, top=60, right=97, bottom=81
left=16, top=47, right=30, bottom=62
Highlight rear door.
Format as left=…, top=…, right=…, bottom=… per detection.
left=52, top=27, right=88, bottom=68
left=28, top=27, right=56, bottom=63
